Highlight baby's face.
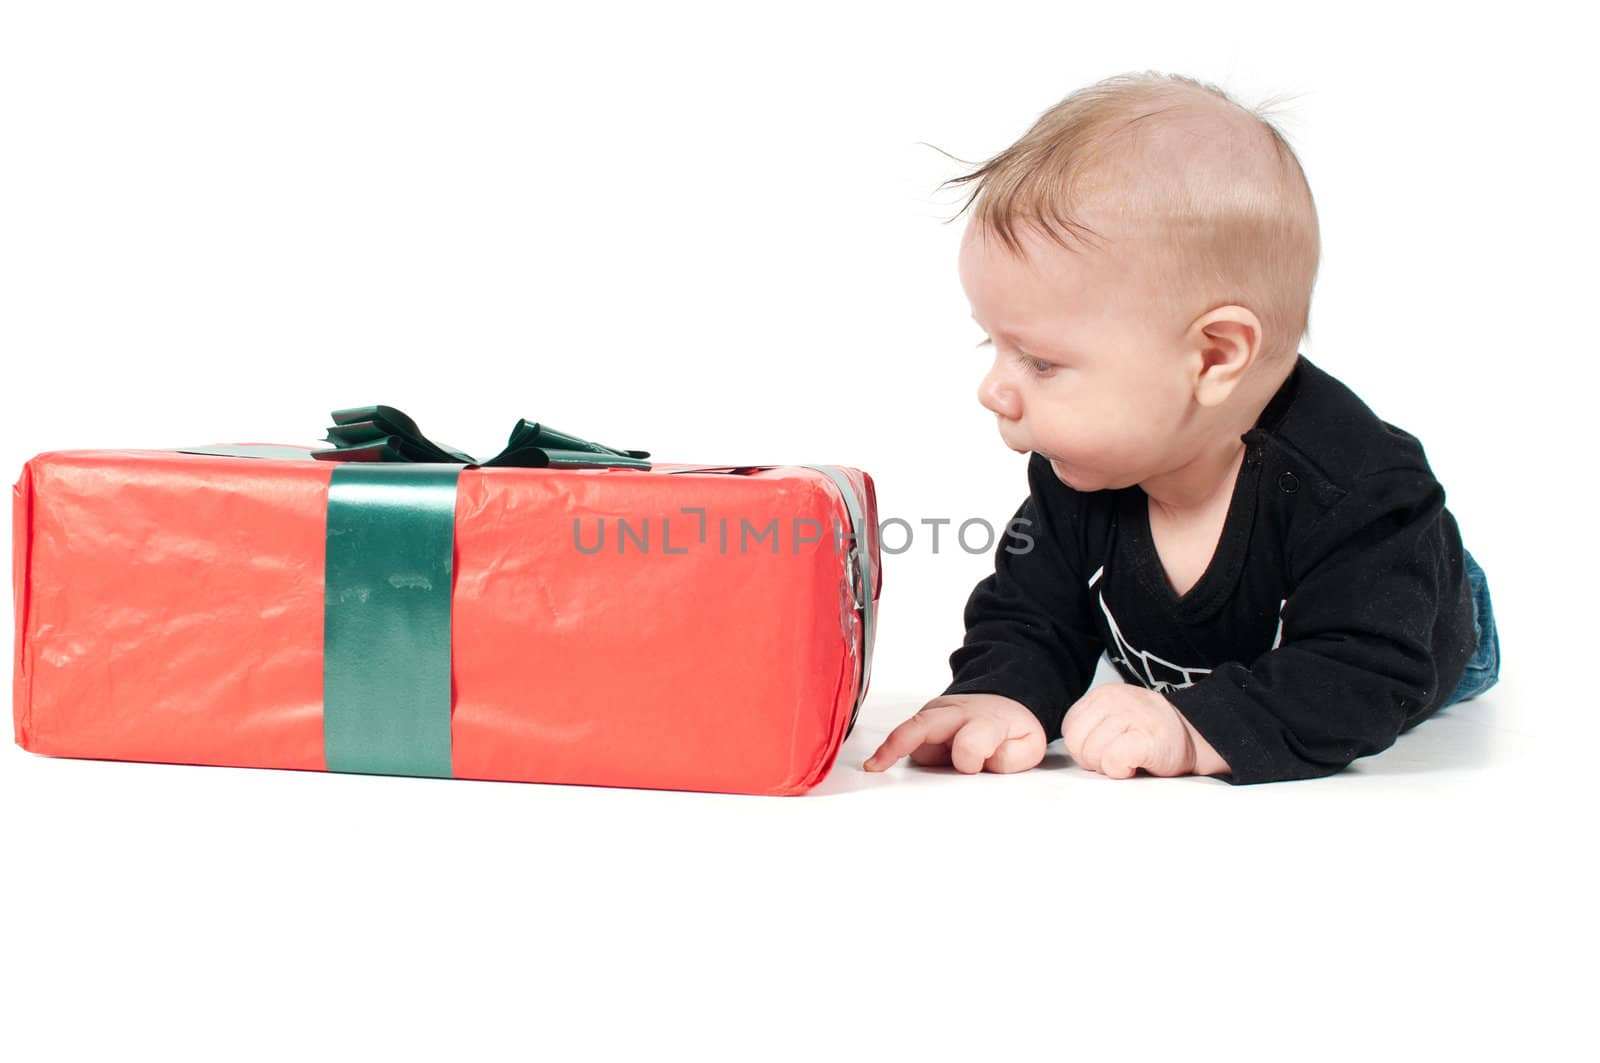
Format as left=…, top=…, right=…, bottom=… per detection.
left=959, top=219, right=1194, bottom=492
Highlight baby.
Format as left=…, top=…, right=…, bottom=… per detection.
left=863, top=71, right=1501, bottom=784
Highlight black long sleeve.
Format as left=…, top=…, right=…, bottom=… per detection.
left=1164, top=464, right=1473, bottom=784
left=940, top=455, right=1106, bottom=742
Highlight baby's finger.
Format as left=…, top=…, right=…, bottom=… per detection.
left=1059, top=698, right=1109, bottom=763
left=1075, top=714, right=1128, bottom=774
left=862, top=706, right=966, bottom=771
left=948, top=717, right=1006, bottom=774
left=982, top=732, right=1044, bottom=774
left=1100, top=730, right=1151, bottom=779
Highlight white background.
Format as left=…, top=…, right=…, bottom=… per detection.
left=2, top=1, right=1593, bottom=1059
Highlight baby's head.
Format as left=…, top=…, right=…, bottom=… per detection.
left=944, top=72, right=1321, bottom=493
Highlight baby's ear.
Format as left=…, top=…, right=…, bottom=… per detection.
left=1190, top=305, right=1261, bottom=405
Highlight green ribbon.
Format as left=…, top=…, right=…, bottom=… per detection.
left=322, top=463, right=461, bottom=778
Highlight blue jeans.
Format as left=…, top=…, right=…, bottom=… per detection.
left=1442, top=548, right=1500, bottom=706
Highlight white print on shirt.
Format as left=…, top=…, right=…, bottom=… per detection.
left=1087, top=564, right=1286, bottom=693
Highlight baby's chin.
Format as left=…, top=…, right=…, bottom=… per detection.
left=1040, top=453, right=1112, bottom=492
left=1039, top=453, right=1081, bottom=487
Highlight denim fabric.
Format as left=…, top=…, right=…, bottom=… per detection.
left=1443, top=548, right=1500, bottom=706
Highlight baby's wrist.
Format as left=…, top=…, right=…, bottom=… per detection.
left=1177, top=713, right=1230, bottom=776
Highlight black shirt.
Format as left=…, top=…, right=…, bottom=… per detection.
left=941, top=353, right=1477, bottom=784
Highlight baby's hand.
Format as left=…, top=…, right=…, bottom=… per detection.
left=1060, top=684, right=1229, bottom=779
left=862, top=693, right=1047, bottom=775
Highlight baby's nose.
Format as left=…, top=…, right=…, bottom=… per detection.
left=978, top=371, right=1022, bottom=422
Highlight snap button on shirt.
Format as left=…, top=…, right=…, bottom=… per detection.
left=1278, top=471, right=1300, bottom=493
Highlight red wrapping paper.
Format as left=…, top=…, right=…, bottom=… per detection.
left=12, top=448, right=881, bottom=795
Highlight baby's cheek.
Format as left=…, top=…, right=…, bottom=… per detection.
left=1089, top=401, right=1164, bottom=459
left=1046, top=415, right=1118, bottom=464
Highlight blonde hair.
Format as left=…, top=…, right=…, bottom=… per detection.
left=933, top=71, right=1321, bottom=367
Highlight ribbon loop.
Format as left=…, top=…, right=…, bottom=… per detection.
left=312, top=404, right=651, bottom=469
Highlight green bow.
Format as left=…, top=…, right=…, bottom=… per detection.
left=311, top=404, right=652, bottom=469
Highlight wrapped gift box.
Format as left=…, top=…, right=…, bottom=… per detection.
left=11, top=408, right=880, bottom=796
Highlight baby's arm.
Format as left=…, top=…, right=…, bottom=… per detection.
left=864, top=454, right=1104, bottom=774
left=1162, top=466, right=1465, bottom=784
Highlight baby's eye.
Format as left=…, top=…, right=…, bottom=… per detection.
left=977, top=333, right=1057, bottom=376
left=1013, top=351, right=1056, bottom=376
